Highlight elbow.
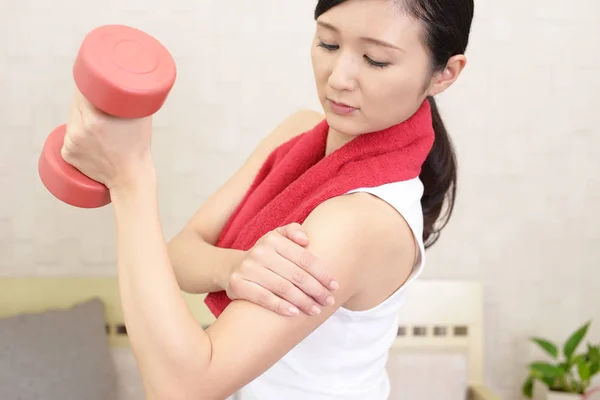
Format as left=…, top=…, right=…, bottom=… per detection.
left=153, top=377, right=221, bottom=400
left=149, top=365, right=211, bottom=400
left=147, top=339, right=214, bottom=400
left=152, top=386, right=202, bottom=400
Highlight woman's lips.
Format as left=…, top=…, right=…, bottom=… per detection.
left=328, top=99, right=357, bottom=115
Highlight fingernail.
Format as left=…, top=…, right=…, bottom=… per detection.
left=297, top=231, right=308, bottom=241
left=330, top=280, right=339, bottom=290
left=326, top=296, right=335, bottom=306
left=311, top=306, right=321, bottom=315
left=288, top=307, right=299, bottom=316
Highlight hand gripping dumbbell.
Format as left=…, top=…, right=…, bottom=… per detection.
left=38, top=25, right=177, bottom=208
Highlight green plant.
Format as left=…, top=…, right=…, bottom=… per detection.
left=522, top=321, right=600, bottom=398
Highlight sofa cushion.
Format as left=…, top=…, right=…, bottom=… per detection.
left=0, top=298, right=117, bottom=400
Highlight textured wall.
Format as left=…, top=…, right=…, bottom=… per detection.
left=1, top=0, right=599, bottom=398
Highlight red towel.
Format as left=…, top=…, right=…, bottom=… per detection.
left=204, top=100, right=435, bottom=317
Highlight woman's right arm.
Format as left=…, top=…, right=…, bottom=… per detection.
left=166, top=110, right=335, bottom=313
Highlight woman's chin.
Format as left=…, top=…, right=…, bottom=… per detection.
left=325, top=113, right=368, bottom=138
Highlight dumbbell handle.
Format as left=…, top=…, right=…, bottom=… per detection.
left=38, top=25, right=176, bottom=208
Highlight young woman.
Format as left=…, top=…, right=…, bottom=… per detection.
left=62, top=0, right=473, bottom=398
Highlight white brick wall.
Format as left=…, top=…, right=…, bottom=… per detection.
left=1, top=0, right=599, bottom=398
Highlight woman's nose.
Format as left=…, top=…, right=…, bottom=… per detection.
left=327, top=53, right=359, bottom=92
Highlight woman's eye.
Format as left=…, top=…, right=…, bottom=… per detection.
left=317, top=40, right=339, bottom=51
left=317, top=40, right=391, bottom=69
left=365, top=56, right=390, bottom=68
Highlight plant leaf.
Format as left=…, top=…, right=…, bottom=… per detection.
left=588, top=344, right=600, bottom=377
left=531, top=337, right=559, bottom=359
left=570, top=355, right=585, bottom=370
left=588, top=344, right=600, bottom=363
left=543, top=376, right=557, bottom=388
left=522, top=376, right=535, bottom=398
left=564, top=321, right=590, bottom=361
left=578, top=358, right=591, bottom=381
left=530, top=362, right=565, bottom=378
left=590, top=361, right=600, bottom=376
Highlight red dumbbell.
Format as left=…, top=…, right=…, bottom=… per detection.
left=38, top=24, right=176, bottom=208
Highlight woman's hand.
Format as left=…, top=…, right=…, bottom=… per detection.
left=60, top=89, right=155, bottom=192
left=224, top=223, right=339, bottom=317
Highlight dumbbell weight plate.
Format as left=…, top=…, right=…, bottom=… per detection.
left=73, top=24, right=177, bottom=118
left=39, top=24, right=176, bottom=208
left=38, top=124, right=111, bottom=208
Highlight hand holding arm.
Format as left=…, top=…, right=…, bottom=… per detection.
left=168, top=219, right=340, bottom=316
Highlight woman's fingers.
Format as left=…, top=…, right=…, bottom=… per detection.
left=227, top=274, right=300, bottom=317
left=240, top=259, right=324, bottom=316
left=267, top=247, right=335, bottom=309
left=228, top=223, right=340, bottom=316
left=275, top=223, right=310, bottom=246
left=272, top=227, right=339, bottom=293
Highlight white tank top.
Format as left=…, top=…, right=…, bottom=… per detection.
left=237, top=178, right=426, bottom=400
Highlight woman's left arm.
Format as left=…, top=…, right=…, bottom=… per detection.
left=109, top=179, right=375, bottom=400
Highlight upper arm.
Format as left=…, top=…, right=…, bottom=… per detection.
left=179, top=110, right=324, bottom=245
left=196, top=194, right=408, bottom=399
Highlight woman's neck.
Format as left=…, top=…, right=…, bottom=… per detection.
left=325, top=127, right=356, bottom=156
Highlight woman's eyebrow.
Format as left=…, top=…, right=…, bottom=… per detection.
left=317, top=20, right=405, bottom=52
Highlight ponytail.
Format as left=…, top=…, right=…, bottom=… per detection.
left=420, top=96, right=457, bottom=248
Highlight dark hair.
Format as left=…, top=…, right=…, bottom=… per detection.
left=314, top=0, right=474, bottom=248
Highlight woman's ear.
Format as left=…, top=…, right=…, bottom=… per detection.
left=427, top=55, right=467, bottom=97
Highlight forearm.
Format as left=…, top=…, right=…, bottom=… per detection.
left=110, top=173, right=211, bottom=399
left=168, top=230, right=245, bottom=294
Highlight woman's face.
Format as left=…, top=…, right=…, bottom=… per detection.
left=311, top=0, right=436, bottom=137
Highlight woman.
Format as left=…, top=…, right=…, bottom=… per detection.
left=63, top=0, right=473, bottom=398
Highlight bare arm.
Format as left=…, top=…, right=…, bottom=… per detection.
left=110, top=173, right=413, bottom=399
left=167, top=110, right=325, bottom=294
left=62, top=91, right=386, bottom=399
left=167, top=230, right=245, bottom=293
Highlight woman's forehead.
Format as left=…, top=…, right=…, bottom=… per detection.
left=316, top=1, right=422, bottom=48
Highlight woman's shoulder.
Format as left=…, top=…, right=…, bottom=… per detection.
left=305, top=192, right=418, bottom=306
left=335, top=185, right=423, bottom=311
